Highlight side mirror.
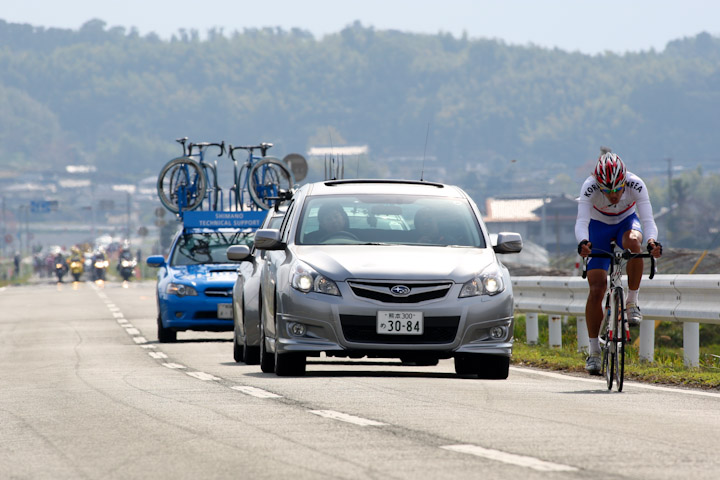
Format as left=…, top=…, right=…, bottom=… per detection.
left=146, top=255, right=166, bottom=267
left=493, top=232, right=523, bottom=254
left=226, top=245, right=251, bottom=262
left=253, top=229, right=286, bottom=251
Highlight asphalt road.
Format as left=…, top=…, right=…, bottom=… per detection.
left=2, top=280, right=719, bottom=479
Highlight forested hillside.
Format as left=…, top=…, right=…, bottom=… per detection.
left=1, top=18, right=720, bottom=200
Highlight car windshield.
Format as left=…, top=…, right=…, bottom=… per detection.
left=171, top=231, right=254, bottom=266
left=296, top=194, right=486, bottom=247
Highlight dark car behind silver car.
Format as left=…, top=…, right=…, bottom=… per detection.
left=251, top=179, right=522, bottom=378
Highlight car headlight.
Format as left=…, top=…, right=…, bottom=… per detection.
left=167, top=283, right=198, bottom=297
left=459, top=269, right=505, bottom=297
left=291, top=261, right=340, bottom=296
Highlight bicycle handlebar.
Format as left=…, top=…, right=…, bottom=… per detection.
left=188, top=141, right=225, bottom=157
left=228, top=143, right=274, bottom=160
left=581, top=250, right=656, bottom=280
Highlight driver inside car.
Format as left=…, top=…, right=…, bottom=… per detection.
left=304, top=203, right=350, bottom=243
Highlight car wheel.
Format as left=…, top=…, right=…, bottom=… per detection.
left=259, top=323, right=275, bottom=373
left=242, top=325, right=260, bottom=365
left=274, top=348, right=306, bottom=376
left=454, top=353, right=478, bottom=375
left=233, top=323, right=244, bottom=363
left=157, top=312, right=177, bottom=343
left=477, top=354, right=510, bottom=380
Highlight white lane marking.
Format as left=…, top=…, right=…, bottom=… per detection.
left=132, top=336, right=147, bottom=344
left=441, top=444, right=579, bottom=472
left=510, top=367, right=720, bottom=399
left=309, top=410, right=387, bottom=427
left=0, top=287, right=6, bottom=293
left=231, top=386, right=282, bottom=398
left=186, top=371, right=220, bottom=381
left=162, top=363, right=186, bottom=369
left=116, top=318, right=130, bottom=325
left=125, top=327, right=140, bottom=335
left=149, top=352, right=168, bottom=359
left=140, top=344, right=157, bottom=349
left=112, top=312, right=124, bottom=318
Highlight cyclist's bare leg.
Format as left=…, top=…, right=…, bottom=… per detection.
left=623, top=229, right=644, bottom=290
left=585, top=269, right=607, bottom=338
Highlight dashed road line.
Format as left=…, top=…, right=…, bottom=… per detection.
left=231, top=386, right=282, bottom=398
left=441, top=444, right=579, bottom=472
left=186, top=371, right=221, bottom=381
left=162, top=362, right=187, bottom=370
left=309, top=410, right=387, bottom=427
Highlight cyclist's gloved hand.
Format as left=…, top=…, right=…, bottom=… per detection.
left=577, top=240, right=592, bottom=257
left=647, top=240, right=662, bottom=256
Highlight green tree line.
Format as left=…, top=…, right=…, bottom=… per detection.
left=1, top=19, right=719, bottom=205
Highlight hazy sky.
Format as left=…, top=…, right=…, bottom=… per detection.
left=3, top=0, right=719, bottom=55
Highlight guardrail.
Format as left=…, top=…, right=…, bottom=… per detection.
left=512, top=274, right=720, bottom=367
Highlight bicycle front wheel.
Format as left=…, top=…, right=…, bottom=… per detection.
left=247, top=157, right=293, bottom=210
left=613, top=287, right=626, bottom=392
left=157, top=157, right=206, bottom=213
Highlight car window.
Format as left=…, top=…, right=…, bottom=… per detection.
left=171, top=231, right=254, bottom=266
left=278, top=201, right=296, bottom=244
left=296, top=194, right=486, bottom=247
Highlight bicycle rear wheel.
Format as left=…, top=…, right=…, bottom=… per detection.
left=247, top=157, right=293, bottom=210
left=157, top=157, right=206, bottom=213
left=613, top=287, right=626, bottom=392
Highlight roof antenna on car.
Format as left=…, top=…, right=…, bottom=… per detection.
left=420, top=122, right=430, bottom=181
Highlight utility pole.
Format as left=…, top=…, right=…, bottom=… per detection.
left=667, top=157, right=673, bottom=208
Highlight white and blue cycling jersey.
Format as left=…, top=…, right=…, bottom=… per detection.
left=575, top=171, right=658, bottom=270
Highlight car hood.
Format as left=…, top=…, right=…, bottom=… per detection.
left=170, top=264, right=239, bottom=285
left=296, top=245, right=500, bottom=281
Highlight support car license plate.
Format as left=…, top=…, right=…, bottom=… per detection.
left=217, top=303, right=233, bottom=319
left=377, top=311, right=423, bottom=335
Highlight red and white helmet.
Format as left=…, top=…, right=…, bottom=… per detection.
left=593, top=152, right=626, bottom=190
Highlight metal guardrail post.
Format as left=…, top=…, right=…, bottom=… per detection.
left=576, top=316, right=589, bottom=353
left=684, top=322, right=700, bottom=367
left=639, top=320, right=655, bottom=362
left=549, top=315, right=562, bottom=348
left=526, top=312, right=539, bottom=345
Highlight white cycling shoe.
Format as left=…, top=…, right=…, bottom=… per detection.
left=626, top=302, right=643, bottom=326
left=585, top=353, right=602, bottom=376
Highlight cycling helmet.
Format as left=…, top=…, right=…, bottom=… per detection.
left=593, top=152, right=626, bottom=190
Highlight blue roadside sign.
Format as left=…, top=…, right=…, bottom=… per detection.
left=182, top=210, right=267, bottom=229
left=30, top=200, right=51, bottom=213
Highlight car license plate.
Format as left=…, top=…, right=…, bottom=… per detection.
left=377, top=311, right=423, bottom=335
left=217, top=303, right=233, bottom=319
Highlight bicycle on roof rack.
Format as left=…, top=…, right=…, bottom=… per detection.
left=228, top=142, right=293, bottom=211
left=582, top=240, right=656, bottom=392
left=156, top=137, right=225, bottom=214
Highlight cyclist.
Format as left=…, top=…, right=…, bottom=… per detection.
left=575, top=150, right=663, bottom=375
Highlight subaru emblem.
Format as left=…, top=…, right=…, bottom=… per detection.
left=390, top=285, right=411, bottom=296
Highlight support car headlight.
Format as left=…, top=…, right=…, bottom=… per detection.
left=459, top=269, right=505, bottom=297
left=291, top=261, right=340, bottom=296
left=167, top=283, right=198, bottom=297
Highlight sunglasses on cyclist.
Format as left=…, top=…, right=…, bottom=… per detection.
left=600, top=184, right=625, bottom=194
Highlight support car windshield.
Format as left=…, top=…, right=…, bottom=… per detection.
left=296, top=195, right=486, bottom=247
left=171, top=231, right=254, bottom=266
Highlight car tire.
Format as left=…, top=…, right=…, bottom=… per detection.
left=157, top=313, right=177, bottom=343
left=242, top=325, right=260, bottom=365
left=454, top=353, right=478, bottom=375
left=259, top=324, right=275, bottom=373
left=233, top=328, right=244, bottom=363
left=274, top=349, right=306, bottom=376
left=477, top=354, right=510, bottom=380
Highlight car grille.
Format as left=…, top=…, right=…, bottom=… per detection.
left=340, top=315, right=460, bottom=344
left=347, top=281, right=452, bottom=303
left=204, top=288, right=232, bottom=297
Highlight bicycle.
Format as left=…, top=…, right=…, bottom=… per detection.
left=582, top=241, right=656, bottom=391
left=228, top=143, right=293, bottom=210
left=157, top=138, right=225, bottom=214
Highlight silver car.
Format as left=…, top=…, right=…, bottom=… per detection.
left=254, top=179, right=522, bottom=378
left=227, top=207, right=287, bottom=364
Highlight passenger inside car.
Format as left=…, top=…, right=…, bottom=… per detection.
left=303, top=203, right=350, bottom=243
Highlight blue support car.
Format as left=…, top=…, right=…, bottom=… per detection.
left=147, top=228, right=255, bottom=342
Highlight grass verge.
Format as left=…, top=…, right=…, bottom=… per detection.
left=512, top=314, right=720, bottom=390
